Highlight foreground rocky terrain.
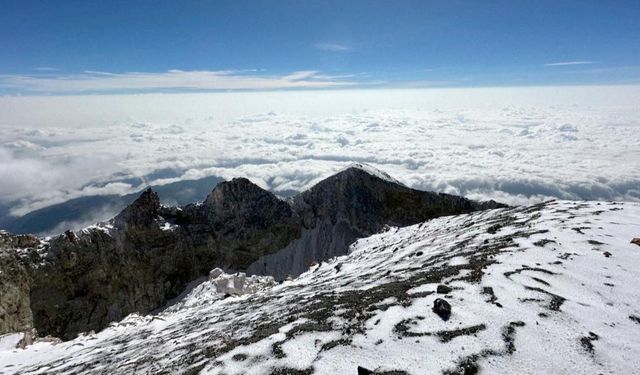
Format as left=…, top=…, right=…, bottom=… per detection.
left=1, top=199, right=638, bottom=374
left=0, top=164, right=501, bottom=340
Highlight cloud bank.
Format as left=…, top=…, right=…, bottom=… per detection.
left=0, top=70, right=355, bottom=94
left=0, top=86, right=639, bottom=218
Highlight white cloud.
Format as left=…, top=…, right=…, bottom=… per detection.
left=544, top=61, right=595, bottom=66
left=0, top=69, right=356, bottom=94
left=0, top=86, right=639, bottom=219
left=314, top=42, right=351, bottom=52
left=282, top=70, right=321, bottom=81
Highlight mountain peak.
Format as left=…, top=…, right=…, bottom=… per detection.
left=203, top=178, right=271, bottom=207
left=338, top=162, right=404, bottom=186
left=202, top=178, right=294, bottom=230
left=113, top=188, right=160, bottom=229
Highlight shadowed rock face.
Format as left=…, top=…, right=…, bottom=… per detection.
left=295, top=167, right=500, bottom=231
left=113, top=188, right=160, bottom=229
left=0, top=166, right=506, bottom=339
left=247, top=168, right=504, bottom=279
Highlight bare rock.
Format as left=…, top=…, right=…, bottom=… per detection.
left=437, top=284, right=453, bottom=294
left=16, top=329, right=36, bottom=349
left=433, top=298, right=452, bottom=320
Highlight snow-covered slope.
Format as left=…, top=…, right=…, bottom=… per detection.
left=1, top=200, right=639, bottom=374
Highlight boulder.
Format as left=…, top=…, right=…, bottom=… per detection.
left=16, top=329, right=35, bottom=349
left=357, top=366, right=374, bottom=375
left=433, top=298, right=452, bottom=320
left=209, top=268, right=224, bottom=280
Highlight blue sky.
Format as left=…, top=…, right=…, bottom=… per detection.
left=1, top=0, right=640, bottom=94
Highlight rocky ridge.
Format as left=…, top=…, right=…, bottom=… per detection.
left=1, top=200, right=638, bottom=374
left=0, top=164, right=503, bottom=340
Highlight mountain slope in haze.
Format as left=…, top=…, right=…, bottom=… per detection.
left=0, top=175, right=225, bottom=236
left=0, top=164, right=503, bottom=340
left=1, top=200, right=638, bottom=374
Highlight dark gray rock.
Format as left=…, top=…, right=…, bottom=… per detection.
left=0, top=232, right=39, bottom=334
left=437, top=284, right=453, bottom=294
left=113, top=188, right=160, bottom=229
left=248, top=166, right=505, bottom=279
left=433, top=298, right=452, bottom=320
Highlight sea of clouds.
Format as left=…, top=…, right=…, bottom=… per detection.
left=1, top=86, right=639, bottom=217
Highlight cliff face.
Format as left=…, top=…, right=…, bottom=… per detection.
left=0, top=165, right=506, bottom=340
left=0, top=232, right=40, bottom=334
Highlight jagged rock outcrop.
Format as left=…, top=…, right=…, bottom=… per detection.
left=246, top=166, right=503, bottom=278
left=0, top=164, right=506, bottom=340
left=113, top=187, right=160, bottom=229
left=180, top=178, right=301, bottom=268
left=294, top=166, right=498, bottom=231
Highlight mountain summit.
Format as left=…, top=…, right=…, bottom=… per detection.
left=2, top=200, right=639, bottom=374
left=0, top=165, right=504, bottom=339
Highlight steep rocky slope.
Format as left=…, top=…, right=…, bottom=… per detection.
left=0, top=164, right=501, bottom=340
left=1, top=200, right=638, bottom=374
left=248, top=165, right=500, bottom=278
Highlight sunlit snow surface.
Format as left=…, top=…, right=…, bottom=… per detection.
left=1, top=200, right=640, bottom=374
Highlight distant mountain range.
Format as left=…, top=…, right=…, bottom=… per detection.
left=0, top=175, right=226, bottom=235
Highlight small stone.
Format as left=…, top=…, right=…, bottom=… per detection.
left=436, top=284, right=453, bottom=294
left=16, top=330, right=35, bottom=349
left=631, top=238, right=640, bottom=247
left=433, top=298, right=452, bottom=320
left=357, top=366, right=374, bottom=375
left=437, top=284, right=453, bottom=294
left=603, top=251, right=612, bottom=258
left=209, top=268, right=224, bottom=280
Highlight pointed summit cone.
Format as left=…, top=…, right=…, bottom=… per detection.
left=113, top=188, right=160, bottom=229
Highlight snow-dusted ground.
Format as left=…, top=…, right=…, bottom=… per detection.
left=1, top=200, right=640, bottom=374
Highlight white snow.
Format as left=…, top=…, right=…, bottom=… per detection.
left=1, top=200, right=640, bottom=374
left=0, top=334, right=22, bottom=352
left=342, top=162, right=405, bottom=186
left=159, top=221, right=178, bottom=232
left=80, top=222, right=114, bottom=235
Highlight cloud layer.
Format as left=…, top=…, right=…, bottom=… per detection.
left=0, top=86, right=639, bottom=217
left=0, top=70, right=355, bottom=94
left=314, top=42, right=351, bottom=52
left=544, top=61, right=595, bottom=67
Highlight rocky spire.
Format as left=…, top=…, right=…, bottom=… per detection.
left=113, top=188, right=160, bottom=229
